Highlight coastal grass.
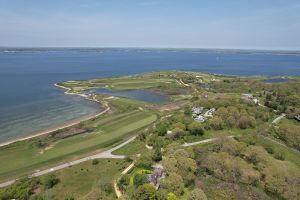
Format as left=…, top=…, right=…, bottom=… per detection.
left=254, top=136, right=300, bottom=167
left=0, top=110, right=157, bottom=182
left=112, top=139, right=149, bottom=156
left=39, top=159, right=130, bottom=200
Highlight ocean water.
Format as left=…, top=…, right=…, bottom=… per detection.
left=0, top=48, right=300, bottom=143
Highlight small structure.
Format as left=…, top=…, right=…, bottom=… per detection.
left=194, top=115, right=206, bottom=122
left=295, top=115, right=300, bottom=122
left=242, top=93, right=253, bottom=100
left=192, top=107, right=203, bottom=115
left=148, top=164, right=165, bottom=189
left=242, top=94, right=260, bottom=105
left=204, top=108, right=216, bottom=118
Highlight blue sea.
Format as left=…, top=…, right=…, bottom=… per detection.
left=0, top=48, right=300, bottom=143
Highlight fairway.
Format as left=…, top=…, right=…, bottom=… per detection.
left=61, top=76, right=178, bottom=92
left=0, top=110, right=157, bottom=181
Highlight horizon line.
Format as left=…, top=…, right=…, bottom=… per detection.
left=1, top=46, right=300, bottom=52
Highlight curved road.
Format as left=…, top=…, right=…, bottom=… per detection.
left=0, top=136, right=136, bottom=188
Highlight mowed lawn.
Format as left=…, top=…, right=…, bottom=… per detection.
left=0, top=110, right=157, bottom=181
left=62, top=77, right=177, bottom=92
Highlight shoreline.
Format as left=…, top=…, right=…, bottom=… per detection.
left=0, top=84, right=110, bottom=148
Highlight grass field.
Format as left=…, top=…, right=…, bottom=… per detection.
left=0, top=110, right=157, bottom=182
left=38, top=159, right=130, bottom=200
left=61, top=76, right=178, bottom=92
left=254, top=136, right=300, bottom=167
left=112, top=139, right=149, bottom=156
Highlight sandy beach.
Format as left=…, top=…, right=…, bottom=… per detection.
left=0, top=84, right=110, bottom=148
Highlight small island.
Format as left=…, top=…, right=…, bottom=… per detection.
left=0, top=71, right=300, bottom=200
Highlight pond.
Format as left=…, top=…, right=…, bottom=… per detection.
left=263, top=78, right=290, bottom=83
left=84, top=88, right=168, bottom=103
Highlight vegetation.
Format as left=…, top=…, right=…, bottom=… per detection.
left=2, top=71, right=300, bottom=199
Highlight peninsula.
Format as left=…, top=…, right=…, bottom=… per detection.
left=0, top=71, right=300, bottom=200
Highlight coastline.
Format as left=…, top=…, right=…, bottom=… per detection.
left=0, top=84, right=110, bottom=148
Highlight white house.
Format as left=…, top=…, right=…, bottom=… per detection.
left=194, top=115, right=206, bottom=122
left=204, top=108, right=216, bottom=117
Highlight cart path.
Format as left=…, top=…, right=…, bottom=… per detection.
left=0, top=136, right=136, bottom=188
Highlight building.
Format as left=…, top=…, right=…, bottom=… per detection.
left=242, top=93, right=253, bottom=100
left=204, top=108, right=216, bottom=117
left=194, top=115, right=206, bottom=122
left=192, top=107, right=203, bottom=115
left=148, top=164, right=165, bottom=189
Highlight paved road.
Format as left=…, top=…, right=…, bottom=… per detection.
left=182, top=136, right=234, bottom=147
left=0, top=136, right=136, bottom=188
left=272, top=113, right=286, bottom=124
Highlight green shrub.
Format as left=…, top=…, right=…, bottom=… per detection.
left=92, top=159, right=99, bottom=165
left=133, top=173, right=149, bottom=188
left=274, top=152, right=285, bottom=160
left=43, top=174, right=59, bottom=189
left=100, top=181, right=113, bottom=194
left=264, top=146, right=274, bottom=154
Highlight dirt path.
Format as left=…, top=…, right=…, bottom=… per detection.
left=114, top=162, right=135, bottom=199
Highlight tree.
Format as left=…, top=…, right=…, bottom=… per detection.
left=136, top=151, right=153, bottom=169
left=160, top=173, right=184, bottom=196
left=184, top=106, right=192, bottom=115
left=167, top=192, right=178, bottom=200
left=171, top=122, right=186, bottom=130
left=134, top=173, right=149, bottom=188
left=238, top=115, right=256, bottom=129
left=210, top=116, right=224, bottom=130
left=169, top=127, right=185, bottom=139
left=133, top=183, right=156, bottom=200
left=152, top=147, right=162, bottom=162
left=188, top=189, right=207, bottom=200
left=188, top=122, right=204, bottom=135
left=156, top=122, right=168, bottom=136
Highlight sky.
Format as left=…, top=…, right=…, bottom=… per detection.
left=0, top=0, right=300, bottom=50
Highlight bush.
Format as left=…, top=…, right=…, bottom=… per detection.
left=135, top=152, right=153, bottom=169
left=188, top=188, right=207, bottom=200
left=274, top=152, right=285, bottom=160
left=92, top=159, right=99, bottom=165
left=264, top=146, right=274, bottom=154
left=188, top=122, right=205, bottom=135
left=43, top=174, right=59, bottom=189
left=133, top=183, right=156, bottom=200
left=133, top=173, right=149, bottom=188
left=117, top=174, right=130, bottom=191
left=156, top=122, right=169, bottom=136
left=31, top=195, right=45, bottom=200
left=100, top=181, right=113, bottom=194
left=0, top=178, right=40, bottom=200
